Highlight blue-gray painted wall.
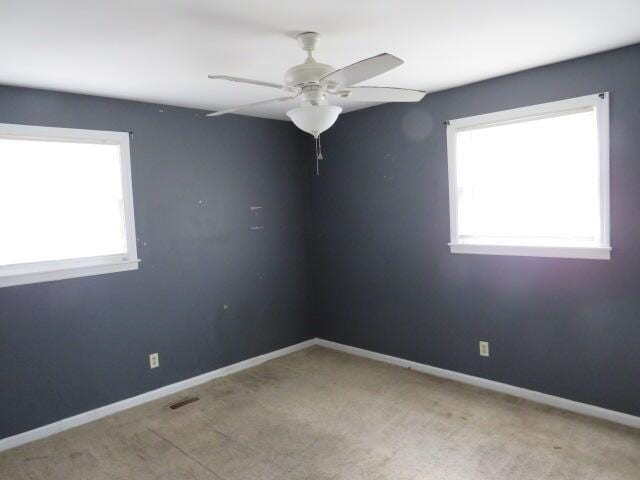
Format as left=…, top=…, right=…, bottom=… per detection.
left=2, top=43, right=640, bottom=440
left=0, top=86, right=313, bottom=438
left=311, top=44, right=640, bottom=417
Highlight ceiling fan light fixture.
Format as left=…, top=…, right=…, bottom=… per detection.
left=286, top=105, right=342, bottom=138
left=208, top=32, right=426, bottom=169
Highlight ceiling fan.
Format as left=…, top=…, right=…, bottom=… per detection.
left=207, top=32, right=426, bottom=173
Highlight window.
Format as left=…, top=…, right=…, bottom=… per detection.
left=446, top=93, right=610, bottom=260
left=0, top=124, right=139, bottom=287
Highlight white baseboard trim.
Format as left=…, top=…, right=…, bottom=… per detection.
left=315, top=338, right=640, bottom=430
left=3, top=337, right=637, bottom=453
left=0, top=338, right=316, bottom=453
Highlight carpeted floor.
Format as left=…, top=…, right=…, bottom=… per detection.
left=1, top=346, right=639, bottom=479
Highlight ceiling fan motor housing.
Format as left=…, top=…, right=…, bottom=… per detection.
left=285, top=32, right=335, bottom=88
left=284, top=61, right=334, bottom=87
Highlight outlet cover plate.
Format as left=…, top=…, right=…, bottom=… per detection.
left=149, top=353, right=159, bottom=369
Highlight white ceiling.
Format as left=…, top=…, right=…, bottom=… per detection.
left=2, top=0, right=640, bottom=120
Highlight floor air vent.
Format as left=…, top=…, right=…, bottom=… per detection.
left=168, top=397, right=200, bottom=410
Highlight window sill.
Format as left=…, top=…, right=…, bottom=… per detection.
left=0, top=258, right=140, bottom=288
left=449, top=243, right=611, bottom=260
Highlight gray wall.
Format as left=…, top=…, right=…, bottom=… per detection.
left=3, top=42, right=640, bottom=440
left=311, top=44, right=640, bottom=417
left=0, top=85, right=313, bottom=438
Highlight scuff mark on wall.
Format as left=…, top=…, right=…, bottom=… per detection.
left=250, top=206, right=264, bottom=230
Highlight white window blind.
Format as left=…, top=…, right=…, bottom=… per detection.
left=447, top=93, right=610, bottom=259
left=0, top=124, right=139, bottom=287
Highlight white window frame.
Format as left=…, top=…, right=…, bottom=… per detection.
left=0, top=123, right=140, bottom=287
left=446, top=93, right=610, bottom=260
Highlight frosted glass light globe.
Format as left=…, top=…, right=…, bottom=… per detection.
left=286, top=105, right=342, bottom=137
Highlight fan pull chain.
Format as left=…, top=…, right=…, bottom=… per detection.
left=314, top=134, right=324, bottom=176
left=314, top=135, right=318, bottom=175
left=314, top=134, right=321, bottom=176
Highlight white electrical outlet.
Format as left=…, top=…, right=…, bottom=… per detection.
left=479, top=341, right=490, bottom=357
left=149, top=353, right=159, bottom=369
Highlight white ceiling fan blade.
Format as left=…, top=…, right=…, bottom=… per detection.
left=320, top=53, right=403, bottom=88
left=207, top=95, right=298, bottom=117
left=208, top=75, right=300, bottom=94
left=340, top=86, right=426, bottom=102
